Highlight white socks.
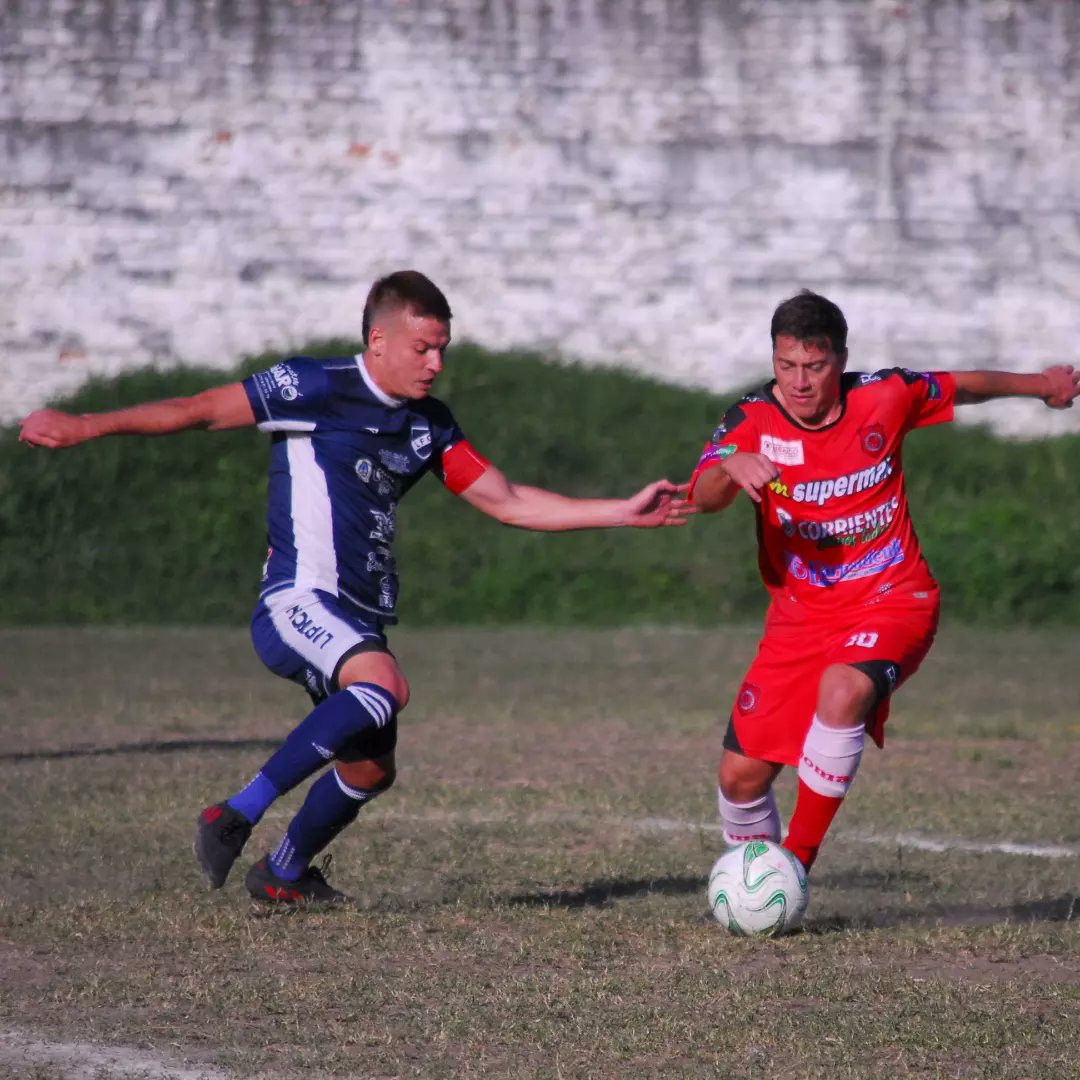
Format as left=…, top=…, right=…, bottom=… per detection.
left=798, top=714, right=866, bottom=799
left=717, top=787, right=781, bottom=846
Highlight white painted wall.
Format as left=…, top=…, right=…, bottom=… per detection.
left=2, top=0, right=1078, bottom=433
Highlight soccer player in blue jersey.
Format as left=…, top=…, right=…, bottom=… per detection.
left=20, top=270, right=693, bottom=904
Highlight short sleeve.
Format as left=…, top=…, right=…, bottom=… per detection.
left=688, top=401, right=757, bottom=499
left=419, top=400, right=490, bottom=493
left=243, top=358, right=332, bottom=432
left=894, top=369, right=957, bottom=431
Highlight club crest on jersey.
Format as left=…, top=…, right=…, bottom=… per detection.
left=860, top=423, right=886, bottom=457
left=410, top=419, right=433, bottom=460
left=760, top=434, right=804, bottom=466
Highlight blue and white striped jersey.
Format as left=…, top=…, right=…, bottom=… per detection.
left=242, top=354, right=474, bottom=621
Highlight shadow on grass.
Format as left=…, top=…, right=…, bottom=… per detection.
left=808, top=893, right=1078, bottom=932
left=0, top=737, right=281, bottom=762
left=504, top=875, right=703, bottom=909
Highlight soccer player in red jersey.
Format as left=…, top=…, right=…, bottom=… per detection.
left=689, top=290, right=1080, bottom=873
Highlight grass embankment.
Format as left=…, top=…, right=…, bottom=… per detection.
left=3, top=343, right=1078, bottom=625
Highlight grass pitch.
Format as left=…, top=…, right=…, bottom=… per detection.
left=0, top=625, right=1077, bottom=1079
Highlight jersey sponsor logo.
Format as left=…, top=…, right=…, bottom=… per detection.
left=771, top=457, right=894, bottom=506
left=269, top=363, right=301, bottom=401
left=859, top=423, right=886, bottom=457
left=785, top=537, right=905, bottom=588
left=285, top=604, right=335, bottom=649
left=410, top=419, right=433, bottom=461
left=760, top=434, right=804, bottom=466
left=791, top=495, right=900, bottom=549
left=776, top=507, right=796, bottom=537
left=902, top=369, right=942, bottom=399
left=378, top=449, right=412, bottom=474
left=368, top=507, right=396, bottom=544
left=366, top=546, right=396, bottom=575
left=354, top=456, right=397, bottom=497
left=700, top=441, right=738, bottom=466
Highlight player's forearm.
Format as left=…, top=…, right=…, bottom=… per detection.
left=952, top=370, right=1050, bottom=406
left=690, top=465, right=740, bottom=513
left=494, top=484, right=633, bottom=531
left=83, top=397, right=214, bottom=438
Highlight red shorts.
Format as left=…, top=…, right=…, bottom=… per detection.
left=726, top=588, right=940, bottom=766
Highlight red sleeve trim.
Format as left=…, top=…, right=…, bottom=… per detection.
left=440, top=439, right=490, bottom=494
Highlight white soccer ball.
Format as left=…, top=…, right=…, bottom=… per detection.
left=707, top=840, right=810, bottom=937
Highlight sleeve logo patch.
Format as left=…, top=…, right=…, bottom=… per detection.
left=760, top=435, right=804, bottom=466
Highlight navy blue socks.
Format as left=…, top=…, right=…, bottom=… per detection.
left=269, top=768, right=386, bottom=880
left=226, top=682, right=396, bottom=824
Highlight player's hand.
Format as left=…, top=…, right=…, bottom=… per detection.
left=1040, top=365, right=1080, bottom=409
left=720, top=452, right=780, bottom=504
left=624, top=480, right=697, bottom=528
left=18, top=409, right=94, bottom=448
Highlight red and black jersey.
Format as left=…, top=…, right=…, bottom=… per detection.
left=689, top=368, right=957, bottom=618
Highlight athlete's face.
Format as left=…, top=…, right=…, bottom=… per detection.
left=771, top=335, right=846, bottom=427
left=366, top=307, right=451, bottom=400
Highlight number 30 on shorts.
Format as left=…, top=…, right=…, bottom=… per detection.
left=844, top=631, right=879, bottom=649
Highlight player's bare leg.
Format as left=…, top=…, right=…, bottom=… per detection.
left=717, top=751, right=784, bottom=845
left=783, top=664, right=876, bottom=872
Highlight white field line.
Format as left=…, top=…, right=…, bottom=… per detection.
left=631, top=816, right=1080, bottom=859
left=0, top=1030, right=232, bottom=1080
left=264, top=807, right=1080, bottom=861
left=4, top=812, right=1074, bottom=1079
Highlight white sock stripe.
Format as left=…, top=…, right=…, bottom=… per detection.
left=333, top=768, right=373, bottom=802
left=358, top=689, right=390, bottom=727
left=271, top=836, right=294, bottom=866
left=346, top=684, right=394, bottom=727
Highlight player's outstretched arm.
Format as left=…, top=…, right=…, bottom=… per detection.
left=19, top=383, right=256, bottom=448
left=693, top=452, right=780, bottom=509
left=953, top=365, right=1080, bottom=408
left=456, top=463, right=695, bottom=531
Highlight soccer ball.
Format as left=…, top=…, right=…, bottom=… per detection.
left=707, top=840, right=809, bottom=937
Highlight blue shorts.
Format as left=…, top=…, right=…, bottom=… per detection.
left=251, top=585, right=391, bottom=705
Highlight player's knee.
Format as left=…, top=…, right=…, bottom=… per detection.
left=817, top=664, right=876, bottom=725
left=337, top=755, right=396, bottom=791
left=718, top=755, right=774, bottom=803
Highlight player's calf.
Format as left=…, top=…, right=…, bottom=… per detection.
left=783, top=715, right=866, bottom=871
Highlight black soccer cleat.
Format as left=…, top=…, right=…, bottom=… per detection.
left=194, top=802, right=253, bottom=889
left=245, top=854, right=350, bottom=905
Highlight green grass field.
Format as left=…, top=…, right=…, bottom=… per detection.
left=1, top=625, right=1078, bottom=1079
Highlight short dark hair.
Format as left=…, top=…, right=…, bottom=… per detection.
left=770, top=289, right=848, bottom=355
left=362, top=270, right=452, bottom=346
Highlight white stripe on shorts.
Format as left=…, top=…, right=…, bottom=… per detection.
left=265, top=585, right=380, bottom=684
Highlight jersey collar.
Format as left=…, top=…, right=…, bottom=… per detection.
left=355, top=354, right=407, bottom=408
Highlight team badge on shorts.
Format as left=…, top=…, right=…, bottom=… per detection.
left=860, top=423, right=886, bottom=457
left=736, top=682, right=761, bottom=716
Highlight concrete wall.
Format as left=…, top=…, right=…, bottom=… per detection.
left=2, top=0, right=1079, bottom=433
